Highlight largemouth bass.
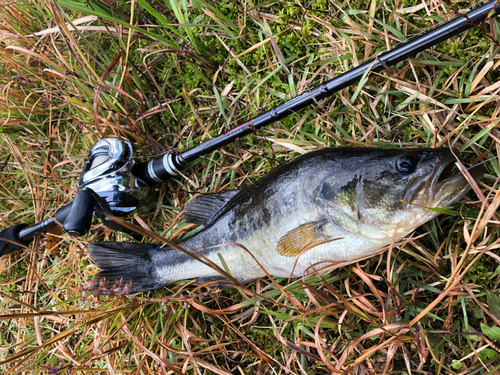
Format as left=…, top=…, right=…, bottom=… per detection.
left=89, top=147, right=484, bottom=293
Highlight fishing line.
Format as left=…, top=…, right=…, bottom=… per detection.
left=0, top=198, right=68, bottom=203
left=467, top=155, right=499, bottom=170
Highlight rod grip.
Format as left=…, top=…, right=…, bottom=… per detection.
left=0, top=224, right=32, bottom=257
left=63, top=190, right=96, bottom=236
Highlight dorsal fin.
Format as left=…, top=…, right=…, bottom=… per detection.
left=181, top=190, right=241, bottom=226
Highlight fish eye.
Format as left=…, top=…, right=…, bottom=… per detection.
left=396, top=155, right=418, bottom=174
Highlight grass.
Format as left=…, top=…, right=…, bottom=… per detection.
left=1, top=0, right=500, bottom=373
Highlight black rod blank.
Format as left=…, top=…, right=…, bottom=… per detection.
left=180, top=1, right=499, bottom=162
left=133, top=0, right=500, bottom=185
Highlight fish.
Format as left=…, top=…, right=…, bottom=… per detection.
left=89, top=147, right=484, bottom=293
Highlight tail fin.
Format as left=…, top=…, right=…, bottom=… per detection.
left=88, top=242, right=161, bottom=294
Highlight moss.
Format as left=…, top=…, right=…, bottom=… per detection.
left=464, top=258, right=493, bottom=284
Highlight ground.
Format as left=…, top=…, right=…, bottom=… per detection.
left=1, top=0, right=500, bottom=374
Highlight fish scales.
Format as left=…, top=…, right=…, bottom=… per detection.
left=89, top=147, right=484, bottom=293
left=138, top=150, right=349, bottom=284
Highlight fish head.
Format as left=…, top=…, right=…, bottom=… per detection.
left=316, top=148, right=484, bottom=241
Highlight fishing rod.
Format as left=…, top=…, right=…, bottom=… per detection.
left=1, top=0, right=499, bottom=257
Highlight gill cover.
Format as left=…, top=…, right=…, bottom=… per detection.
left=314, top=148, right=481, bottom=238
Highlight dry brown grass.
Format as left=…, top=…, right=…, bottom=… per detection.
left=1, top=0, right=500, bottom=373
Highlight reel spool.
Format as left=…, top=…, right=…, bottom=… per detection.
left=64, top=138, right=149, bottom=236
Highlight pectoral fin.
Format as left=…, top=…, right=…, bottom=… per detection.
left=278, top=220, right=330, bottom=257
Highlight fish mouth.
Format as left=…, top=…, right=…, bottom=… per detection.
left=405, top=152, right=485, bottom=210
left=432, top=160, right=484, bottom=207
